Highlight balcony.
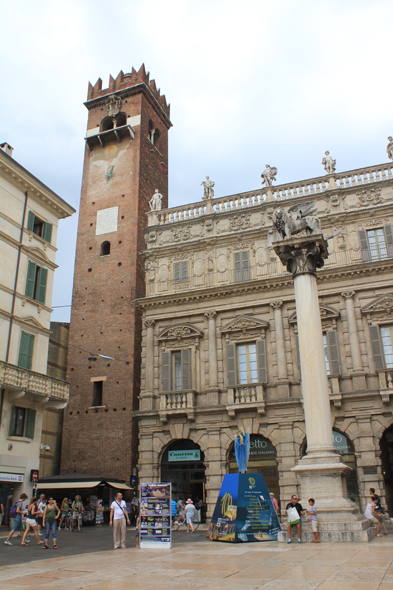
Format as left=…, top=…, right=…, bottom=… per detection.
left=226, top=383, right=265, bottom=418
left=85, top=124, right=135, bottom=150
left=159, top=390, right=196, bottom=423
left=377, top=369, right=393, bottom=404
left=0, top=360, right=69, bottom=409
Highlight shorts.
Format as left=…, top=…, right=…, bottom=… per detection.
left=135, top=528, right=139, bottom=537
left=368, top=516, right=378, bottom=524
left=186, top=514, right=193, bottom=524
left=73, top=512, right=82, bottom=520
left=26, top=518, right=37, bottom=527
left=311, top=520, right=318, bottom=532
left=36, top=516, right=43, bottom=526
left=12, top=517, right=23, bottom=531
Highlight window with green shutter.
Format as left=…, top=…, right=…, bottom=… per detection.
left=359, top=226, right=393, bottom=261
left=36, top=267, right=48, bottom=304
left=26, top=210, right=52, bottom=243
left=8, top=406, right=35, bottom=438
left=161, top=349, right=192, bottom=391
left=25, top=262, right=48, bottom=304
left=226, top=340, right=267, bottom=385
left=18, top=332, right=35, bottom=369
left=25, top=409, right=36, bottom=439
left=25, top=261, right=37, bottom=299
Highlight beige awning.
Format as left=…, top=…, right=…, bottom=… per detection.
left=107, top=481, right=132, bottom=490
left=37, top=481, right=101, bottom=490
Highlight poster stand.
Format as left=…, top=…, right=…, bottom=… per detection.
left=207, top=473, right=281, bottom=543
left=140, top=482, right=171, bottom=549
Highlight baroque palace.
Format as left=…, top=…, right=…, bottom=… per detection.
left=137, top=154, right=393, bottom=518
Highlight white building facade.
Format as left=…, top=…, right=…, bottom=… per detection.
left=0, top=142, right=75, bottom=501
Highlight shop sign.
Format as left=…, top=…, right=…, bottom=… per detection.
left=333, top=433, right=352, bottom=454
left=140, top=483, right=171, bottom=549
left=168, top=450, right=201, bottom=462
left=231, top=436, right=275, bottom=459
left=0, top=472, right=24, bottom=483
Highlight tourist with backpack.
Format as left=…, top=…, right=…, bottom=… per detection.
left=21, top=497, right=44, bottom=546
left=4, top=493, right=28, bottom=545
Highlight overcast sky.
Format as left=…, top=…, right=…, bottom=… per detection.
left=2, top=0, right=392, bottom=322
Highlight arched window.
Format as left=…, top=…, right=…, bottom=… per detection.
left=101, top=117, right=114, bottom=132
left=148, top=120, right=155, bottom=144
left=100, top=241, right=110, bottom=256
left=116, top=112, right=127, bottom=127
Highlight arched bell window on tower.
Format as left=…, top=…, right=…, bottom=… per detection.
left=115, top=112, right=127, bottom=127
left=148, top=120, right=160, bottom=147
left=100, top=241, right=110, bottom=256
left=101, top=117, right=115, bottom=132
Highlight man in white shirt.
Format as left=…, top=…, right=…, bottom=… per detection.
left=110, top=492, right=130, bottom=549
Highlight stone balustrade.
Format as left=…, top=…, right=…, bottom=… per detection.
left=226, top=383, right=265, bottom=418
left=147, top=162, right=393, bottom=227
left=159, top=390, right=195, bottom=423
left=0, top=360, right=69, bottom=401
left=377, top=369, right=393, bottom=404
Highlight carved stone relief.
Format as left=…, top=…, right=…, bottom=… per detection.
left=145, top=257, right=157, bottom=282
left=289, top=305, right=340, bottom=331
left=145, top=230, right=157, bottom=244
left=158, top=265, right=169, bottom=282
left=228, top=213, right=251, bottom=231
left=221, top=314, right=269, bottom=343
left=357, top=188, right=382, bottom=208
left=361, top=294, right=393, bottom=324
left=171, top=225, right=191, bottom=242
left=217, top=254, right=228, bottom=273
left=194, top=258, right=205, bottom=277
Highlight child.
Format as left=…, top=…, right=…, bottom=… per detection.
left=135, top=511, right=140, bottom=548
left=307, top=498, right=320, bottom=543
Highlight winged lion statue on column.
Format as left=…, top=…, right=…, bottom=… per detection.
left=272, top=201, right=321, bottom=239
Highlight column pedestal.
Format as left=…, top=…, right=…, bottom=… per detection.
left=273, top=235, right=373, bottom=542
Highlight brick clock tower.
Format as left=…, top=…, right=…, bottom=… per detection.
left=61, top=66, right=171, bottom=483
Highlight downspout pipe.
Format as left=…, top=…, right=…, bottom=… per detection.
left=6, top=190, right=28, bottom=363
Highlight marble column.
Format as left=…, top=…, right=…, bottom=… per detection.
left=341, top=291, right=363, bottom=373
left=143, top=319, right=155, bottom=394
left=205, top=311, right=219, bottom=405
left=274, top=235, right=366, bottom=531
left=270, top=300, right=288, bottom=381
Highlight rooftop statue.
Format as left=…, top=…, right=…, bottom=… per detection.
left=234, top=427, right=250, bottom=473
left=272, top=201, right=321, bottom=239
left=261, top=164, right=277, bottom=186
left=322, top=150, right=336, bottom=174
left=201, top=176, right=215, bottom=200
left=387, top=137, right=393, bottom=161
left=149, top=189, right=163, bottom=211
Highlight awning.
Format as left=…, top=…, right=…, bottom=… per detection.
left=37, top=481, right=101, bottom=490
left=107, top=481, right=132, bottom=490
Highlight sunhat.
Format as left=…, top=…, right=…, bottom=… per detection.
left=186, top=498, right=193, bottom=504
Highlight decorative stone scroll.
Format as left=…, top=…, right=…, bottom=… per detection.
left=158, top=323, right=204, bottom=347
left=361, top=294, right=393, bottom=324
left=220, top=314, right=269, bottom=343
left=288, top=304, right=340, bottom=332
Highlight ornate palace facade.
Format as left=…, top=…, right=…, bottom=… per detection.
left=137, top=161, right=393, bottom=518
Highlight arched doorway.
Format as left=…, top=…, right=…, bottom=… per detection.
left=380, top=425, right=393, bottom=516
left=227, top=434, right=280, bottom=505
left=161, top=439, right=205, bottom=504
left=301, top=430, right=360, bottom=507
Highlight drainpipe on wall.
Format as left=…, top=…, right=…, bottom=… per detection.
left=6, top=190, right=28, bottom=363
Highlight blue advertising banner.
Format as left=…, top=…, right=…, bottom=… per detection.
left=207, top=473, right=281, bottom=542
left=140, top=483, right=171, bottom=549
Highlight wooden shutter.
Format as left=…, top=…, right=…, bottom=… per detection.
left=326, top=330, right=340, bottom=375
left=256, top=339, right=267, bottom=383
left=295, top=332, right=301, bottom=378
left=161, top=351, right=171, bottom=391
left=181, top=261, right=188, bottom=281
left=369, top=325, right=385, bottom=370
left=384, top=225, right=393, bottom=258
left=43, top=222, right=53, bottom=243
left=181, top=348, right=191, bottom=390
left=358, top=229, right=371, bottom=262
left=26, top=211, right=35, bottom=232
left=8, top=406, right=16, bottom=436
left=18, top=332, right=30, bottom=368
left=26, top=333, right=34, bottom=370
left=25, top=261, right=37, bottom=298
left=226, top=343, right=237, bottom=386
left=36, top=267, right=48, bottom=304
left=242, top=251, right=250, bottom=281
left=174, top=262, right=180, bottom=283
left=234, top=252, right=242, bottom=283
left=25, top=409, right=36, bottom=439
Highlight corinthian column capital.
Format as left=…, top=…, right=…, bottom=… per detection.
left=341, top=291, right=355, bottom=300
left=143, top=319, right=156, bottom=328
left=204, top=310, right=217, bottom=319
left=270, top=300, right=283, bottom=310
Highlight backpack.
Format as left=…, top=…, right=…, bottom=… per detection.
left=9, top=503, right=19, bottom=518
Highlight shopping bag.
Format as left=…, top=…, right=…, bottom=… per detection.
left=287, top=506, right=300, bottom=525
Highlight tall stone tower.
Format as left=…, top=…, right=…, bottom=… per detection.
left=61, top=66, right=171, bottom=482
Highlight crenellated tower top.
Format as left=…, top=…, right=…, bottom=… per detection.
left=86, top=64, right=170, bottom=120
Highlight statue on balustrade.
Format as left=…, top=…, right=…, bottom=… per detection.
left=261, top=164, right=277, bottom=186
left=387, top=137, right=393, bottom=161
left=201, top=176, right=215, bottom=199
left=322, top=151, right=336, bottom=174
left=272, top=201, right=321, bottom=239
left=149, top=189, right=163, bottom=211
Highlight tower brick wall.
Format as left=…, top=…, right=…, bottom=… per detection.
left=61, top=66, right=171, bottom=483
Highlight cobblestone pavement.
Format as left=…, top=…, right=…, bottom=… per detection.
left=0, top=526, right=392, bottom=590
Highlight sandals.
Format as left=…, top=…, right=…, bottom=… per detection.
left=42, top=545, right=49, bottom=550
left=53, top=545, right=58, bottom=549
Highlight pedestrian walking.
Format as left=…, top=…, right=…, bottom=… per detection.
left=71, top=495, right=84, bottom=532
left=270, top=493, right=279, bottom=514
left=171, top=497, right=177, bottom=530
left=184, top=498, right=196, bottom=533
left=4, top=493, right=28, bottom=545
left=42, top=497, right=60, bottom=549
left=59, top=498, right=70, bottom=530
left=136, top=510, right=140, bottom=548
left=37, top=494, right=46, bottom=536
left=21, top=497, right=44, bottom=545
left=131, top=495, right=138, bottom=526
left=307, top=498, right=320, bottom=543
left=110, top=492, right=130, bottom=549
left=286, top=494, right=305, bottom=544
left=364, top=495, right=383, bottom=536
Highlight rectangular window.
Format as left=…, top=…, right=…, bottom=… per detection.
left=380, top=326, right=393, bottom=368
left=173, top=261, right=188, bottom=284
left=161, top=349, right=191, bottom=391
left=25, top=261, right=48, bottom=304
left=234, top=251, right=250, bottom=283
left=26, top=210, right=53, bottom=243
left=323, top=334, right=331, bottom=375
left=359, top=225, right=393, bottom=261
left=18, top=332, right=35, bottom=370
left=237, top=343, right=258, bottom=384
left=92, top=381, right=103, bottom=406
left=9, top=407, right=36, bottom=438
left=12, top=407, right=26, bottom=436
